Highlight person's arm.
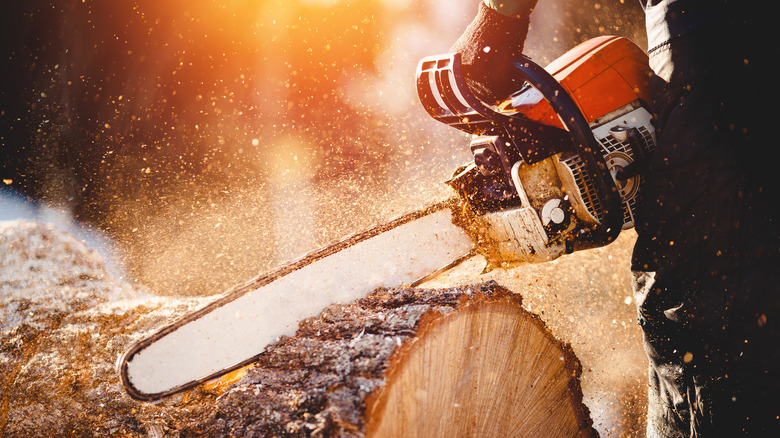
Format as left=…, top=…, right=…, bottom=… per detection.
left=450, top=0, right=539, bottom=104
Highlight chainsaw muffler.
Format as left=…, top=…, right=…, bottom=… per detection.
left=416, top=36, right=655, bottom=267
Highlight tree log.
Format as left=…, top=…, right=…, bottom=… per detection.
left=1, top=221, right=597, bottom=437
left=225, top=284, right=598, bottom=437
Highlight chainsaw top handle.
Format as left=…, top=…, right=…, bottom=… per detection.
left=416, top=52, right=623, bottom=240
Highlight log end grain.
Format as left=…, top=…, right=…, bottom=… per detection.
left=365, top=287, right=597, bottom=438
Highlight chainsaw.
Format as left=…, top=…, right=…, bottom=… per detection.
left=118, top=35, right=654, bottom=401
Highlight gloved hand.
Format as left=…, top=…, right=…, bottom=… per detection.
left=450, top=0, right=538, bottom=105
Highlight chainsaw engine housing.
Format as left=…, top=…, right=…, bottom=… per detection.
left=417, top=36, right=654, bottom=266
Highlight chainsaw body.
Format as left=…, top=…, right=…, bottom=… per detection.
left=417, top=36, right=655, bottom=267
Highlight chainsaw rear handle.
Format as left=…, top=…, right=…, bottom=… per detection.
left=417, top=53, right=623, bottom=239
left=417, top=53, right=515, bottom=132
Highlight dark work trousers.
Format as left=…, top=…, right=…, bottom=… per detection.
left=631, top=32, right=780, bottom=437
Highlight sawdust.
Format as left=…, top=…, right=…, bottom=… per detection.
left=0, top=221, right=141, bottom=327
left=0, top=221, right=207, bottom=436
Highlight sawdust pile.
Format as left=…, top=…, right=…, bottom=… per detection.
left=0, top=221, right=207, bottom=436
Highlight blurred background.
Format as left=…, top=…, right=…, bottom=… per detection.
left=2, top=2, right=649, bottom=435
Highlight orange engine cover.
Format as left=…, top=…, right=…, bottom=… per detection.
left=500, top=36, right=652, bottom=128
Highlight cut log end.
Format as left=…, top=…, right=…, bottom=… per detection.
left=364, top=287, right=596, bottom=438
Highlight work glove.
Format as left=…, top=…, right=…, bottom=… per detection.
left=450, top=1, right=538, bottom=105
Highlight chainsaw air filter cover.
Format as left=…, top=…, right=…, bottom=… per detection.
left=417, top=36, right=654, bottom=266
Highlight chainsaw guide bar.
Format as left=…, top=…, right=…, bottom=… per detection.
left=118, top=199, right=475, bottom=401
